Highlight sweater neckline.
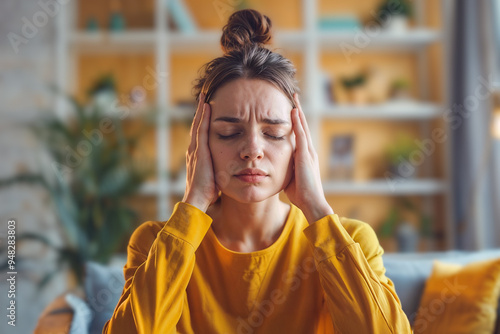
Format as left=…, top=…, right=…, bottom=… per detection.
left=206, top=203, right=296, bottom=258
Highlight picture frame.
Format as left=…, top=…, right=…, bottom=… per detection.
left=329, top=134, right=355, bottom=180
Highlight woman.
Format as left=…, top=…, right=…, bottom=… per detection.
left=104, top=9, right=412, bottom=334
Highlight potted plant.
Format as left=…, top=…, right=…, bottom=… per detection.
left=378, top=197, right=433, bottom=252
left=390, top=78, right=412, bottom=100
left=375, top=0, right=413, bottom=32
left=341, top=72, right=367, bottom=105
left=385, top=134, right=419, bottom=179
left=0, top=75, right=154, bottom=290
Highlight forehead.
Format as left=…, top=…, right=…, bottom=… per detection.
left=209, top=78, right=292, bottom=119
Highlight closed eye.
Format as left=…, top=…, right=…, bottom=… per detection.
left=217, top=133, right=285, bottom=140
left=266, top=134, right=285, bottom=140
left=217, top=133, right=240, bottom=140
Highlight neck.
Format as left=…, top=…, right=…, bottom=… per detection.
left=209, top=194, right=290, bottom=252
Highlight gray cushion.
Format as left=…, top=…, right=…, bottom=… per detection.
left=83, top=261, right=125, bottom=334
left=66, top=293, right=92, bottom=334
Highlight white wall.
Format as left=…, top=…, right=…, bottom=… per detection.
left=0, top=1, right=70, bottom=333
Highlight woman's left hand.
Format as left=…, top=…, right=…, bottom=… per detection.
left=284, top=93, right=334, bottom=223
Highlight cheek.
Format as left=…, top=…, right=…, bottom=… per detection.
left=273, top=142, right=294, bottom=172
left=284, top=142, right=295, bottom=173
left=208, top=141, right=221, bottom=166
left=208, top=139, right=233, bottom=172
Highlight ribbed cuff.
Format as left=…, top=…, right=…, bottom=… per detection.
left=303, top=214, right=356, bottom=262
left=161, top=202, right=213, bottom=249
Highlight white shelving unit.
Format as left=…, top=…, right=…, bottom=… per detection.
left=322, top=179, right=447, bottom=195
left=69, top=28, right=441, bottom=53
left=321, top=101, right=444, bottom=120
left=57, top=0, right=454, bottom=250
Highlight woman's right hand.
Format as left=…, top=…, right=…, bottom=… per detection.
left=181, top=93, right=219, bottom=212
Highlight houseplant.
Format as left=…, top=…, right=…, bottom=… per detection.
left=340, top=72, right=367, bottom=105
left=375, top=0, right=413, bottom=32
left=384, top=133, right=420, bottom=179
left=390, top=77, right=412, bottom=100
left=378, top=197, right=433, bottom=252
left=0, top=75, right=153, bottom=289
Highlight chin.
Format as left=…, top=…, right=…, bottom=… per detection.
left=221, top=183, right=282, bottom=203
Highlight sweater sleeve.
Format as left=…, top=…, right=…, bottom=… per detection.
left=303, top=214, right=412, bottom=334
left=102, top=202, right=212, bottom=334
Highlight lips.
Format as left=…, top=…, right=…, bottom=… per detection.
left=235, top=168, right=267, bottom=176
left=235, top=168, right=268, bottom=183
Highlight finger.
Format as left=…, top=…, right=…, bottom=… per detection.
left=294, top=93, right=312, bottom=146
left=291, top=107, right=307, bottom=153
left=196, top=103, right=210, bottom=152
left=189, top=93, right=205, bottom=151
left=190, top=93, right=205, bottom=136
left=293, top=93, right=313, bottom=150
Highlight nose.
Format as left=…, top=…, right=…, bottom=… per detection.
left=240, top=132, right=264, bottom=160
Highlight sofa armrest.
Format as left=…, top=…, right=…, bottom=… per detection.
left=34, top=293, right=74, bottom=334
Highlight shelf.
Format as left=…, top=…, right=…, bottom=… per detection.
left=166, top=101, right=443, bottom=121
left=322, top=179, right=447, bottom=195
left=69, top=29, right=307, bottom=54
left=169, top=30, right=308, bottom=53
left=168, top=104, right=311, bottom=120
left=70, top=30, right=157, bottom=53
left=169, top=105, right=195, bottom=121
left=318, top=101, right=443, bottom=120
left=139, top=178, right=447, bottom=196
left=138, top=180, right=157, bottom=195
left=139, top=179, right=185, bottom=196
left=319, top=28, right=441, bottom=51
left=69, top=28, right=440, bottom=54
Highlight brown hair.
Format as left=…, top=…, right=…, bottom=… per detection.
left=193, top=9, right=299, bottom=107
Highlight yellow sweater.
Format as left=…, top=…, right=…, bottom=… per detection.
left=103, top=202, right=412, bottom=334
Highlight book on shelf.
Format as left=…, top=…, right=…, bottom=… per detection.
left=329, top=134, right=355, bottom=180
left=318, top=14, right=361, bottom=31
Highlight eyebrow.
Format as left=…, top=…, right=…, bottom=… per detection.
left=213, top=116, right=289, bottom=125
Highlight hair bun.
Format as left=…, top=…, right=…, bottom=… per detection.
left=221, top=9, right=272, bottom=54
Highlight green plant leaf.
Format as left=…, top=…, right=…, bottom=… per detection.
left=379, top=207, right=399, bottom=238
left=6, top=79, right=152, bottom=289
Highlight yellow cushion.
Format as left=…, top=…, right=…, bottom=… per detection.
left=413, top=258, right=500, bottom=334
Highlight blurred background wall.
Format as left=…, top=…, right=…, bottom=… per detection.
left=1, top=1, right=66, bottom=334
left=0, top=0, right=499, bottom=333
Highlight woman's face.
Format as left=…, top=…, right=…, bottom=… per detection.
left=209, top=78, right=295, bottom=203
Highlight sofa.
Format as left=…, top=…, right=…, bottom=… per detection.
left=34, top=249, right=500, bottom=334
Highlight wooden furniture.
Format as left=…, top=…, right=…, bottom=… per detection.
left=56, top=0, right=453, bottom=251
left=33, top=291, right=82, bottom=334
